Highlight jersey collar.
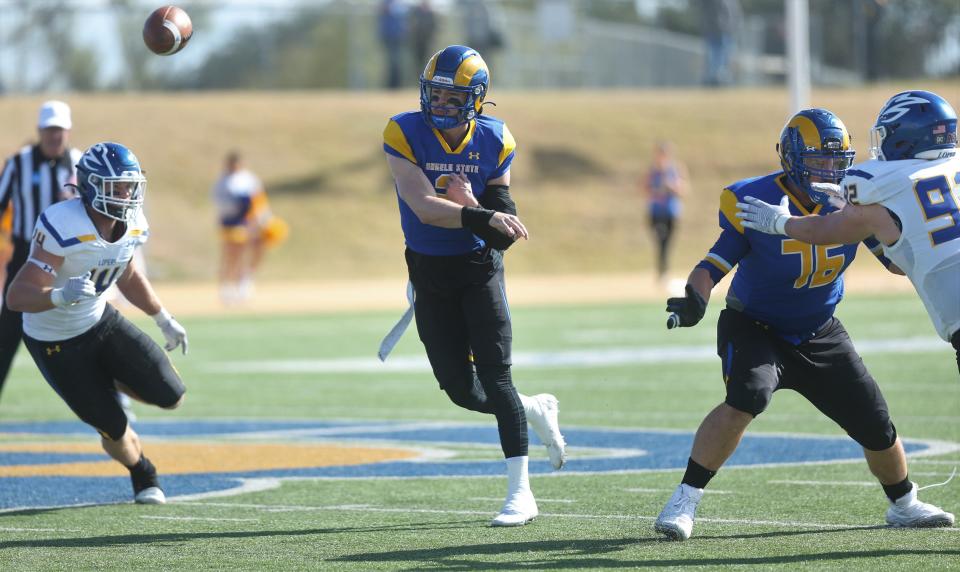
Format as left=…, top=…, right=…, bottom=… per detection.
left=431, top=120, right=476, bottom=155
left=776, top=175, right=823, bottom=216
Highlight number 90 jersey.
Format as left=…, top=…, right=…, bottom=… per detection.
left=842, top=156, right=960, bottom=341
left=24, top=198, right=149, bottom=342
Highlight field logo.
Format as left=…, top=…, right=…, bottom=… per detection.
left=0, top=420, right=953, bottom=512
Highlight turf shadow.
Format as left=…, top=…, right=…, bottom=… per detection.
left=330, top=540, right=960, bottom=570
left=0, top=519, right=483, bottom=550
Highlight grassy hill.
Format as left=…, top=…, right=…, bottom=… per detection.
left=1, top=82, right=957, bottom=282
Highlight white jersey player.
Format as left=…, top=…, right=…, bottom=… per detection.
left=6, top=142, right=189, bottom=505
left=737, top=90, right=960, bottom=378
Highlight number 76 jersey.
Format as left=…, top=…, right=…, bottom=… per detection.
left=24, top=198, right=149, bottom=342
left=843, top=156, right=960, bottom=341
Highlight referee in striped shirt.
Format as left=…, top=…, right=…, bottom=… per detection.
left=0, top=101, right=81, bottom=398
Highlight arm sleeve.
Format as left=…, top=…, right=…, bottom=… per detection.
left=476, top=184, right=517, bottom=250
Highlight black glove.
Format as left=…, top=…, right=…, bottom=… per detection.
left=666, top=284, right=707, bottom=329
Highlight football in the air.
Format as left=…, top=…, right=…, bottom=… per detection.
left=143, top=6, right=193, bottom=56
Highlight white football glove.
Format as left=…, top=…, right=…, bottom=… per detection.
left=50, top=276, right=98, bottom=307
left=152, top=308, right=188, bottom=355
left=736, top=195, right=792, bottom=235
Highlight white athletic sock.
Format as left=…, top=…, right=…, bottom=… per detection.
left=517, top=393, right=533, bottom=413
left=506, top=455, right=530, bottom=497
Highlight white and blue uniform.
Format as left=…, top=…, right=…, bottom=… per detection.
left=25, top=199, right=148, bottom=341
left=843, top=156, right=960, bottom=341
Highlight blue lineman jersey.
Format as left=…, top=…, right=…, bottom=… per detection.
left=696, top=172, right=865, bottom=342
left=383, top=111, right=516, bottom=256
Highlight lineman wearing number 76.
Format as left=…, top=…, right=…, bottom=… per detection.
left=655, top=107, right=953, bottom=541
left=6, top=142, right=188, bottom=505
left=737, top=90, right=960, bottom=377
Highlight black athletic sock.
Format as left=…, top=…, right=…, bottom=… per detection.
left=126, top=454, right=159, bottom=493
left=882, top=476, right=913, bottom=503
left=681, top=457, right=716, bottom=489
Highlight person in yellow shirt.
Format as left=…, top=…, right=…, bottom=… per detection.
left=211, top=151, right=288, bottom=304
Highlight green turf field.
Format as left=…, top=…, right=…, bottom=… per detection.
left=1, top=293, right=958, bottom=570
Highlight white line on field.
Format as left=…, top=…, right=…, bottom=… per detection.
left=141, top=516, right=259, bottom=523
left=910, top=460, right=960, bottom=465
left=176, top=501, right=960, bottom=532
left=203, top=336, right=949, bottom=374
left=0, top=526, right=82, bottom=533
left=769, top=480, right=877, bottom=487
left=468, top=497, right=576, bottom=504
left=624, top=488, right=734, bottom=495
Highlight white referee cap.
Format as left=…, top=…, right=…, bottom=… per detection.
left=38, top=100, right=72, bottom=130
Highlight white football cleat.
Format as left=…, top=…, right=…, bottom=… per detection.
left=134, top=486, right=167, bottom=505
left=524, top=394, right=566, bottom=470
left=491, top=491, right=538, bottom=527
left=886, top=483, right=955, bottom=528
left=654, top=483, right=703, bottom=541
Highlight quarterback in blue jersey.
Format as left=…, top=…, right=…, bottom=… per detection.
left=382, top=45, right=566, bottom=527
left=653, top=109, right=954, bottom=541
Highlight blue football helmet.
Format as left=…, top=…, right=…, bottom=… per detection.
left=75, top=142, right=146, bottom=222
left=777, top=108, right=856, bottom=205
left=420, top=45, right=489, bottom=130
left=869, top=90, right=958, bottom=161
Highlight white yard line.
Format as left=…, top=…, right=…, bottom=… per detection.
left=141, top=516, right=259, bottom=523
left=204, top=336, right=950, bottom=374
left=0, top=526, right=82, bottom=533
left=176, top=500, right=960, bottom=532
left=468, top=497, right=577, bottom=504
left=769, top=480, right=878, bottom=487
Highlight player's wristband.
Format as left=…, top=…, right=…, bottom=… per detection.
left=461, top=206, right=496, bottom=233
left=151, top=308, right=173, bottom=326
left=49, top=288, right=66, bottom=308
left=775, top=214, right=792, bottom=235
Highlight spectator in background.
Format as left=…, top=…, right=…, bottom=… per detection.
left=643, top=141, right=688, bottom=284
left=0, top=100, right=81, bottom=400
left=409, top=0, right=437, bottom=76
left=699, top=0, right=741, bottom=86
left=461, top=0, right=504, bottom=61
left=379, top=0, right=408, bottom=90
left=212, top=151, right=288, bottom=305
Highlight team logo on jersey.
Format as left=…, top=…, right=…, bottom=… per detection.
left=878, top=93, right=931, bottom=124
left=468, top=152, right=480, bottom=160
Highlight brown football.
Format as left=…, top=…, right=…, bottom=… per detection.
left=143, top=6, right=193, bottom=56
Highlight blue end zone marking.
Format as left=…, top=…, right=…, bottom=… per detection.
left=0, top=452, right=106, bottom=466
left=0, top=420, right=940, bottom=511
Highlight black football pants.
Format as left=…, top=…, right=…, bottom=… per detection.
left=406, top=247, right=527, bottom=459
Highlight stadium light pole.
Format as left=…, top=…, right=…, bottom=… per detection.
left=785, top=0, right=811, bottom=113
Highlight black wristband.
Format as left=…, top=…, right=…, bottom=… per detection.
left=461, top=206, right=496, bottom=232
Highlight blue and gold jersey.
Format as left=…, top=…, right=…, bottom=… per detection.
left=696, top=173, right=863, bottom=342
left=383, top=111, right=516, bottom=256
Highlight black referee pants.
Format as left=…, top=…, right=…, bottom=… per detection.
left=0, top=238, right=29, bottom=397
left=406, top=247, right=528, bottom=459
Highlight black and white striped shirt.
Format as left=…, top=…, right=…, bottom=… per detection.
left=0, top=145, right=82, bottom=242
